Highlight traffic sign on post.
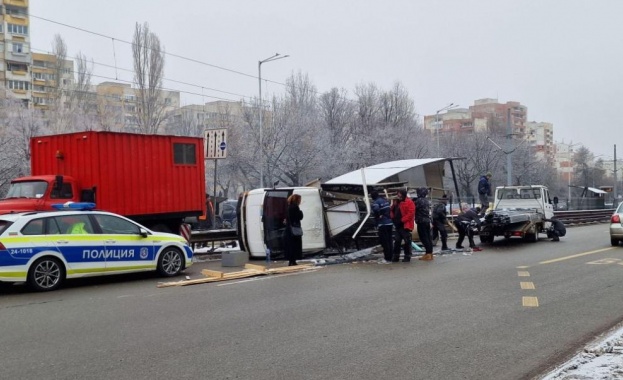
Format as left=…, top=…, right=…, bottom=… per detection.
left=204, top=129, right=228, bottom=159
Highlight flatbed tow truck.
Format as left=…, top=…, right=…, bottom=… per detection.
left=480, top=185, right=555, bottom=243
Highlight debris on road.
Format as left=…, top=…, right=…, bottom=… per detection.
left=157, top=263, right=316, bottom=288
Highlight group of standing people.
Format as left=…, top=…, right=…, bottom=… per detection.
left=371, top=185, right=487, bottom=262
left=372, top=187, right=443, bottom=263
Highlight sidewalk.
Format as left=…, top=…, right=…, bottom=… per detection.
left=540, top=323, right=623, bottom=379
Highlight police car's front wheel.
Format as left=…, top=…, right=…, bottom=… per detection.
left=157, top=248, right=184, bottom=277
left=28, top=257, right=65, bottom=292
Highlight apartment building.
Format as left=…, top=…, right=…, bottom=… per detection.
left=424, top=98, right=529, bottom=135
left=95, top=81, right=180, bottom=132
left=167, top=100, right=246, bottom=135
left=526, top=121, right=554, bottom=161
left=1, top=0, right=31, bottom=106
left=31, top=52, right=74, bottom=110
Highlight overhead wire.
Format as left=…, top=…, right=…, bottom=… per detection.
left=27, top=13, right=364, bottom=108
left=30, top=47, right=254, bottom=101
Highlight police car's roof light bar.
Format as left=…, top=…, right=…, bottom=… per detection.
left=51, top=202, right=96, bottom=211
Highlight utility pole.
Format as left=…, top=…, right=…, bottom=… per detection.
left=614, top=144, right=618, bottom=206
left=506, top=108, right=512, bottom=186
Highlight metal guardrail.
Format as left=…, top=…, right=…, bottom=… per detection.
left=553, top=209, right=615, bottom=224
left=189, top=228, right=237, bottom=249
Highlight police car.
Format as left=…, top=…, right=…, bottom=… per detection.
left=0, top=203, right=193, bottom=291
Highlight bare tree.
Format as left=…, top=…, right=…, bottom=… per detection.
left=132, top=22, right=166, bottom=134
left=48, top=34, right=71, bottom=133
left=0, top=93, right=50, bottom=195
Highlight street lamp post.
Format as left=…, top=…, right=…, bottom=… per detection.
left=258, top=53, right=289, bottom=188
left=435, top=103, right=459, bottom=157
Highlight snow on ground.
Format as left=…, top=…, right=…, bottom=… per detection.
left=541, top=324, right=623, bottom=379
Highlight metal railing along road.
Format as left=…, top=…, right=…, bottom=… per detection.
left=552, top=209, right=615, bottom=224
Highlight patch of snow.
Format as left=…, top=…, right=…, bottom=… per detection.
left=541, top=325, right=623, bottom=379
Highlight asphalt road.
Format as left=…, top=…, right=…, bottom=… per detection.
left=1, top=224, right=622, bottom=380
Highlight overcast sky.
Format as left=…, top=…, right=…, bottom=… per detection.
left=29, top=0, right=623, bottom=159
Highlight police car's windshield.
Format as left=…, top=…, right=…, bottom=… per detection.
left=4, top=181, right=48, bottom=199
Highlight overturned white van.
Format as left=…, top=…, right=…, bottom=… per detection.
left=239, top=158, right=464, bottom=258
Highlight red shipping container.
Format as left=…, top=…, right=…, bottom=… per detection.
left=27, top=131, right=206, bottom=228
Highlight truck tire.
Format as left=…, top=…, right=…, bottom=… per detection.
left=28, top=257, right=65, bottom=292
left=611, top=238, right=620, bottom=247
left=525, top=232, right=538, bottom=242
left=157, top=247, right=184, bottom=277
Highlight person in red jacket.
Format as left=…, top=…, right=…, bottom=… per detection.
left=390, top=189, right=416, bottom=262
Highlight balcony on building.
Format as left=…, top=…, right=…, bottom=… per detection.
left=5, top=51, right=31, bottom=64
left=4, top=0, right=29, bottom=8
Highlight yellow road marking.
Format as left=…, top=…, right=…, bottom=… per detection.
left=539, top=247, right=615, bottom=265
left=516, top=266, right=530, bottom=269
left=523, top=296, right=539, bottom=307
left=520, top=282, right=535, bottom=290
left=518, top=271, right=530, bottom=277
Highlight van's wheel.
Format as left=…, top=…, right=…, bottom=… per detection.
left=28, top=257, right=65, bottom=292
left=157, top=247, right=184, bottom=277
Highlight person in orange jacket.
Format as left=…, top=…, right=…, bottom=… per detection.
left=390, top=189, right=416, bottom=262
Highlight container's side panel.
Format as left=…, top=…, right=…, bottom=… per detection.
left=31, top=131, right=205, bottom=218
left=31, top=131, right=101, bottom=199
left=96, top=132, right=205, bottom=217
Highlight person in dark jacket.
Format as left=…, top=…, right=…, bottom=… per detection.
left=415, top=187, right=434, bottom=261
left=283, top=194, right=304, bottom=266
left=432, top=194, right=449, bottom=251
left=390, top=189, right=415, bottom=262
left=454, top=203, right=481, bottom=250
left=478, top=172, right=492, bottom=213
left=548, top=219, right=566, bottom=241
left=371, top=191, right=393, bottom=263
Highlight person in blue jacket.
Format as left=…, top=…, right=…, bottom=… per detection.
left=371, top=191, right=393, bottom=263
left=478, top=172, right=492, bottom=213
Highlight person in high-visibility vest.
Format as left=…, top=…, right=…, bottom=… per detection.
left=67, top=222, right=89, bottom=234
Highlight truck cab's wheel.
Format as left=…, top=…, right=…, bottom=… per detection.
left=28, top=257, right=65, bottom=292
left=611, top=239, right=620, bottom=247
left=157, top=247, right=184, bottom=277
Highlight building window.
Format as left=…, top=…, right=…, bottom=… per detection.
left=12, top=43, right=24, bottom=54
left=7, top=80, right=30, bottom=91
left=173, top=143, right=197, bottom=165
left=7, top=24, right=28, bottom=35
left=7, top=63, right=27, bottom=72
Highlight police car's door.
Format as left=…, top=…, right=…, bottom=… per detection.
left=50, top=214, right=106, bottom=274
left=91, top=214, right=154, bottom=273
